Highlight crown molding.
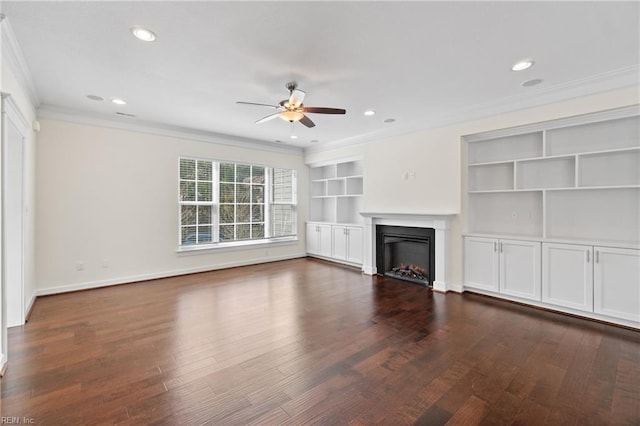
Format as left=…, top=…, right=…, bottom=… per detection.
left=1, top=17, right=40, bottom=108
left=37, top=104, right=304, bottom=156
left=1, top=92, right=32, bottom=137
left=305, top=65, right=640, bottom=155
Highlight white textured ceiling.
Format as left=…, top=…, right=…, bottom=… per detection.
left=2, top=1, right=639, bottom=151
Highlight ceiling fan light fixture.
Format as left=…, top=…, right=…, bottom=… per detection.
left=279, top=110, right=304, bottom=122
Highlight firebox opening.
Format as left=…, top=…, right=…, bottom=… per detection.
left=376, top=225, right=435, bottom=287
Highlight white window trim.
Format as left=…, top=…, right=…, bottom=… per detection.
left=176, top=236, right=298, bottom=255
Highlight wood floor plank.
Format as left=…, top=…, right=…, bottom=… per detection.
left=1, top=258, right=638, bottom=424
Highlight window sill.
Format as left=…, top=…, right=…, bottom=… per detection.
left=176, top=236, right=299, bottom=255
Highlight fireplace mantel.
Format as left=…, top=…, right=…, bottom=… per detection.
left=360, top=212, right=457, bottom=293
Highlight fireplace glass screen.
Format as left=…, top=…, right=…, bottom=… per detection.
left=376, top=225, right=435, bottom=286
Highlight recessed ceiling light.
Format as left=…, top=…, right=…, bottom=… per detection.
left=384, top=118, right=396, bottom=123
left=86, top=94, right=104, bottom=101
left=290, top=135, right=298, bottom=139
left=364, top=110, right=376, bottom=116
left=111, top=98, right=127, bottom=105
left=512, top=59, right=534, bottom=71
left=521, top=78, right=544, bottom=87
left=131, top=27, right=156, bottom=42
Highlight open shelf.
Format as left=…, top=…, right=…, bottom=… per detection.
left=545, top=115, right=640, bottom=156
left=468, top=162, right=514, bottom=191
left=311, top=180, right=326, bottom=197
left=578, top=148, right=640, bottom=187
left=468, top=191, right=543, bottom=238
left=545, top=188, right=639, bottom=244
left=345, top=176, right=364, bottom=195
left=310, top=164, right=337, bottom=180
left=516, top=156, right=575, bottom=189
left=468, top=132, right=542, bottom=165
left=327, top=179, right=345, bottom=196
left=337, top=161, right=363, bottom=178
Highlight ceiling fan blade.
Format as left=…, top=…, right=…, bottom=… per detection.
left=299, top=115, right=315, bottom=128
left=302, top=107, right=346, bottom=114
left=237, top=101, right=281, bottom=109
left=288, top=89, right=306, bottom=108
left=255, top=112, right=281, bottom=124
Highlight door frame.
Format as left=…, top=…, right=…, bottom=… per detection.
left=1, top=93, right=30, bottom=367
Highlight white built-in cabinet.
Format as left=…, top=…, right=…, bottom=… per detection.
left=542, top=243, right=594, bottom=312
left=593, top=246, right=640, bottom=323
left=306, top=223, right=332, bottom=258
left=464, top=236, right=541, bottom=302
left=464, top=107, right=640, bottom=328
left=332, top=226, right=363, bottom=264
left=307, top=159, right=364, bottom=266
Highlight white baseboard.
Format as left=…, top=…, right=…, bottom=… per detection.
left=446, top=282, right=464, bottom=293
left=25, top=292, right=36, bottom=320
left=36, top=253, right=307, bottom=297
left=0, top=353, right=6, bottom=376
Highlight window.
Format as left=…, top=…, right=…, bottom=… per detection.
left=271, top=168, right=296, bottom=237
left=179, top=158, right=296, bottom=247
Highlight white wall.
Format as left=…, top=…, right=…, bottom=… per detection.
left=36, top=119, right=308, bottom=294
left=306, top=86, right=640, bottom=289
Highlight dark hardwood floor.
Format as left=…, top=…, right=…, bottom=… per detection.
left=1, top=258, right=639, bottom=425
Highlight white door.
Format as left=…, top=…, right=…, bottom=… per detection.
left=346, top=226, right=363, bottom=265
left=2, top=97, right=26, bottom=328
left=499, top=239, right=541, bottom=301
left=332, top=226, right=347, bottom=260
left=594, top=246, right=640, bottom=323
left=464, top=237, right=499, bottom=292
left=306, top=223, right=319, bottom=255
left=542, top=243, right=593, bottom=312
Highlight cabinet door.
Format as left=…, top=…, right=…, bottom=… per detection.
left=542, top=243, right=593, bottom=312
left=346, top=226, right=363, bottom=264
left=318, top=224, right=333, bottom=258
left=499, top=239, right=541, bottom=301
left=464, top=237, right=499, bottom=292
left=594, top=247, right=640, bottom=323
left=306, top=223, right=319, bottom=255
left=332, top=226, right=347, bottom=260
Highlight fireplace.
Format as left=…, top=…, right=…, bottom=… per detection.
left=376, top=225, right=435, bottom=287
left=360, top=212, right=454, bottom=293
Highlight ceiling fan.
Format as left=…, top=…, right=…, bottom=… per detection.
left=236, top=82, right=346, bottom=128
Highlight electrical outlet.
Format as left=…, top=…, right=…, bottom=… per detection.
left=76, top=262, right=84, bottom=271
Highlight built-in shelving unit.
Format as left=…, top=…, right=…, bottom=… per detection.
left=307, top=158, right=365, bottom=267
left=464, top=107, right=640, bottom=329
left=309, top=160, right=364, bottom=225
left=466, top=111, right=640, bottom=246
